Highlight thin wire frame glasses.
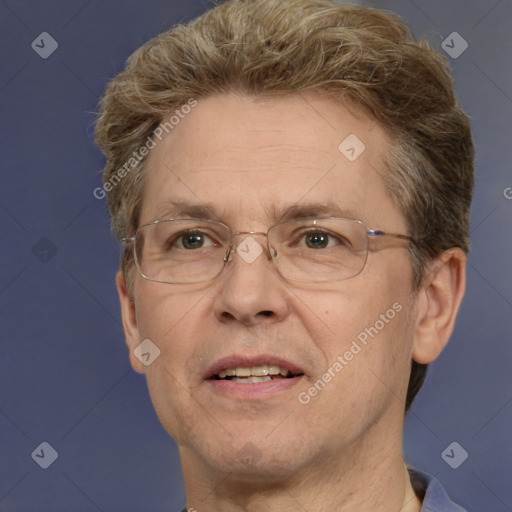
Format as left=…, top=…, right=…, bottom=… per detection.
left=121, top=217, right=416, bottom=284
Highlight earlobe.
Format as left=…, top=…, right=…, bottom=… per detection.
left=412, top=248, right=467, bottom=364
left=116, top=270, right=145, bottom=374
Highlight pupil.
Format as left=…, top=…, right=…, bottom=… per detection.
left=183, top=233, right=203, bottom=249
left=306, top=232, right=328, bottom=249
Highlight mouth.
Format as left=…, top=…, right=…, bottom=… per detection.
left=204, top=355, right=305, bottom=398
left=211, top=364, right=304, bottom=384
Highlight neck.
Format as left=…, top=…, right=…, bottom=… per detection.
left=180, top=422, right=422, bottom=512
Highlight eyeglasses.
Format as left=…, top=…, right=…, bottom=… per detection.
left=122, top=217, right=416, bottom=284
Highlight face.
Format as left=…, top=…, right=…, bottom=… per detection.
left=120, top=92, right=420, bottom=482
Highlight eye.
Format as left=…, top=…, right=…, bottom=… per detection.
left=304, top=231, right=330, bottom=249
left=168, top=231, right=217, bottom=250
left=300, top=229, right=347, bottom=249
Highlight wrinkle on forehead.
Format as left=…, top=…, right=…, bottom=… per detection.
left=140, top=92, right=406, bottom=233
left=168, top=144, right=338, bottom=176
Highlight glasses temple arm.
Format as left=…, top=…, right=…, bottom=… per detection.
left=368, top=230, right=417, bottom=244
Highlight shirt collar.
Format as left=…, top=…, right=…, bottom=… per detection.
left=409, top=467, right=467, bottom=512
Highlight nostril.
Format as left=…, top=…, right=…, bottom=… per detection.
left=221, top=312, right=237, bottom=321
left=259, top=310, right=273, bottom=317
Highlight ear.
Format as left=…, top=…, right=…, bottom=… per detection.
left=116, top=270, right=145, bottom=374
left=412, top=248, right=467, bottom=364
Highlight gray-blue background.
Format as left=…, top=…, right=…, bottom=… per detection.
left=1, top=1, right=510, bottom=510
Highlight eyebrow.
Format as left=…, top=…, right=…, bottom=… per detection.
left=156, top=200, right=363, bottom=223
left=272, top=203, right=362, bottom=223
left=157, top=200, right=219, bottom=220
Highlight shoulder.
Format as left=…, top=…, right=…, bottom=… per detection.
left=409, top=467, right=467, bottom=512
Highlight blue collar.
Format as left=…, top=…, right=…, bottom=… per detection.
left=409, top=467, right=467, bottom=511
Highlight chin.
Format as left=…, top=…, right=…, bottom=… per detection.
left=195, top=436, right=314, bottom=482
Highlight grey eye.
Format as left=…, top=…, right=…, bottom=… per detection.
left=305, top=231, right=330, bottom=249
left=180, top=232, right=205, bottom=249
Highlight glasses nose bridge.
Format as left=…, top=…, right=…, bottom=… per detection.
left=231, top=230, right=268, bottom=239
left=229, top=230, right=269, bottom=250
left=226, top=230, right=275, bottom=263
left=231, top=229, right=267, bottom=241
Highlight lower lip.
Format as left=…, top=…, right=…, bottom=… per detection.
left=206, top=376, right=304, bottom=400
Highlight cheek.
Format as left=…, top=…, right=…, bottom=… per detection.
left=145, top=362, right=208, bottom=446
left=298, top=276, right=408, bottom=352
left=135, top=283, right=215, bottom=441
left=301, top=298, right=415, bottom=428
left=133, top=282, right=214, bottom=397
left=134, top=281, right=210, bottom=343
left=301, top=259, right=415, bottom=400
left=322, top=295, right=411, bottom=379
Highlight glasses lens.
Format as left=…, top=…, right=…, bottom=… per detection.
left=269, top=218, right=368, bottom=282
left=134, top=220, right=230, bottom=283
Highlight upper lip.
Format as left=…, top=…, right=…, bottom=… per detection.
left=204, top=354, right=305, bottom=379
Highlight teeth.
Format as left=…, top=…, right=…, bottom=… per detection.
left=217, top=364, right=292, bottom=379
left=268, top=365, right=280, bottom=375
left=232, top=376, right=272, bottom=384
left=236, top=367, right=251, bottom=377
left=218, top=368, right=238, bottom=379
left=251, top=365, right=269, bottom=376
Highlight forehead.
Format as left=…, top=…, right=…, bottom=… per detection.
left=140, top=92, right=404, bottom=230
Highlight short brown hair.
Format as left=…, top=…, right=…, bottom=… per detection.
left=95, top=0, right=474, bottom=410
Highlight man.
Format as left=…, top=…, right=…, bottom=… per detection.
left=95, top=0, right=473, bottom=510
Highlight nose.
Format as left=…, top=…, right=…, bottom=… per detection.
left=213, top=233, right=292, bottom=326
